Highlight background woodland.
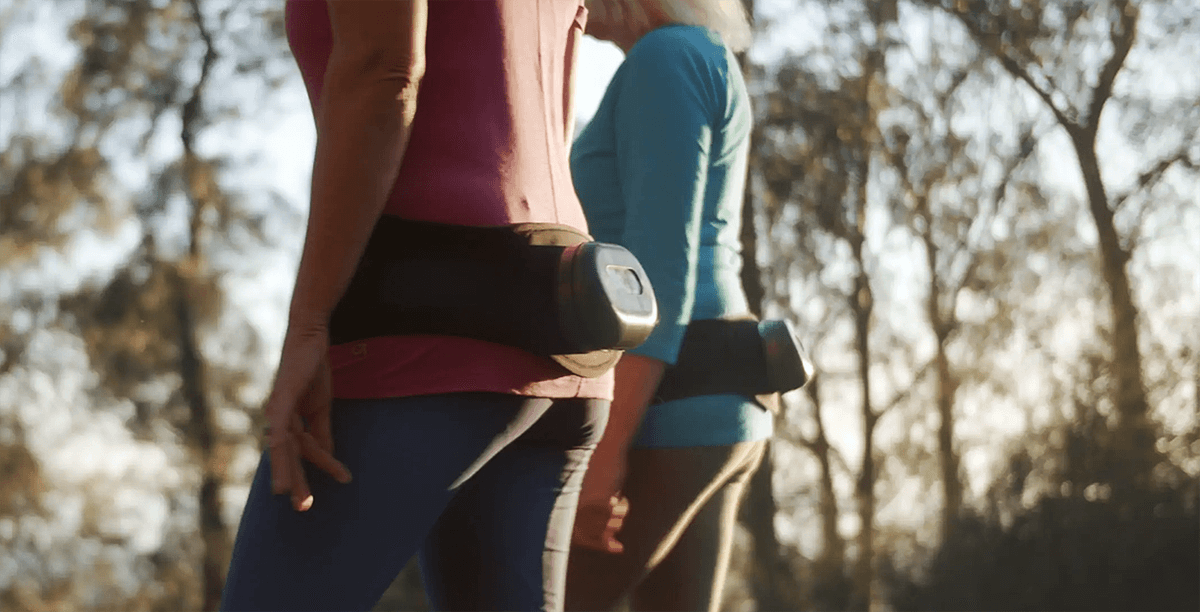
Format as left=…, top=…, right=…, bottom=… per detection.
left=1, top=0, right=1197, bottom=610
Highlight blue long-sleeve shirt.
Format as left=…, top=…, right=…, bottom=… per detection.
left=571, top=25, right=773, bottom=448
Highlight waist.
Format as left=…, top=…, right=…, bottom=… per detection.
left=385, top=125, right=582, bottom=227
left=634, top=394, right=773, bottom=449
left=328, top=335, right=615, bottom=401
left=382, top=175, right=588, bottom=228
left=691, top=251, right=749, bottom=319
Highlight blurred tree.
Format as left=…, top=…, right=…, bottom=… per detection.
left=877, top=42, right=1045, bottom=543
left=915, top=0, right=1200, bottom=497
left=753, top=0, right=901, bottom=602
left=733, top=2, right=806, bottom=610
left=875, top=1, right=1200, bottom=609
left=1, top=0, right=298, bottom=609
left=885, top=386, right=1200, bottom=611
left=3, top=0, right=1195, bottom=610
left=750, top=1, right=1197, bottom=611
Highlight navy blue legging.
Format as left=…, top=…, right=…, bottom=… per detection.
left=220, top=392, right=609, bottom=612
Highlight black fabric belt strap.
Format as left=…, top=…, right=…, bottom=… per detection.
left=652, top=315, right=813, bottom=412
left=328, top=215, right=658, bottom=378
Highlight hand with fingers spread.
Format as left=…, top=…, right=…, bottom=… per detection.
left=264, top=318, right=353, bottom=512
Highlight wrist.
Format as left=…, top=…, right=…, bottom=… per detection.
left=284, top=306, right=331, bottom=340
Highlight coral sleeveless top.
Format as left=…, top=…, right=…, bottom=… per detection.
left=285, top=0, right=613, bottom=400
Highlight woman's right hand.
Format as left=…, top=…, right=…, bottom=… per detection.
left=264, top=318, right=352, bottom=512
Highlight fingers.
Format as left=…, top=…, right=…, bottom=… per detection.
left=289, top=414, right=314, bottom=512
left=293, top=357, right=351, bottom=484
left=297, top=431, right=353, bottom=484
left=268, top=429, right=343, bottom=511
left=267, top=415, right=293, bottom=496
left=262, top=329, right=346, bottom=512
left=572, top=495, right=629, bottom=554
left=264, top=333, right=319, bottom=501
left=610, top=494, right=628, bottom=521
left=604, top=537, right=625, bottom=554
left=291, top=459, right=314, bottom=512
left=573, top=526, right=625, bottom=553
left=308, top=358, right=336, bottom=456
left=603, top=495, right=628, bottom=553
left=267, top=413, right=313, bottom=511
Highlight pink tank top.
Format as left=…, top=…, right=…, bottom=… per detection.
left=285, top=0, right=613, bottom=400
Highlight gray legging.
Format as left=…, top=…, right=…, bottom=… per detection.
left=220, top=392, right=609, bottom=612
left=565, top=439, right=768, bottom=612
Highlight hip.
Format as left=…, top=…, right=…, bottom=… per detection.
left=329, top=335, right=615, bottom=401
left=633, top=393, right=774, bottom=449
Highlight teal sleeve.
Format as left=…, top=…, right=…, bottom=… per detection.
left=613, top=41, right=714, bottom=365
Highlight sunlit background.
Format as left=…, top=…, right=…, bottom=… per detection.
left=1, top=0, right=1197, bottom=610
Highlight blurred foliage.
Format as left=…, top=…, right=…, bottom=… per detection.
left=883, top=411, right=1199, bottom=611
left=1, top=0, right=1196, bottom=610
left=2, top=0, right=293, bottom=609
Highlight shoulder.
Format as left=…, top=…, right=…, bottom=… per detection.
left=626, top=25, right=728, bottom=70
left=618, top=26, right=733, bottom=107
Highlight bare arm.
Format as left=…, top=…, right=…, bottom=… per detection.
left=287, top=0, right=428, bottom=325
left=573, top=352, right=665, bottom=550
left=264, top=0, right=427, bottom=511
left=593, top=354, right=665, bottom=461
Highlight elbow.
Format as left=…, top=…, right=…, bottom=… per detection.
left=327, top=49, right=425, bottom=101
left=382, top=53, right=425, bottom=95
left=383, top=60, right=424, bottom=104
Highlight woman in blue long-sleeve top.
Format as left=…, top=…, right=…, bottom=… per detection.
left=565, top=1, right=774, bottom=610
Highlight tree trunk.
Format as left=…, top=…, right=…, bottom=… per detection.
left=733, top=2, right=796, bottom=610
left=181, top=3, right=229, bottom=608
left=738, top=88, right=792, bottom=612
left=808, top=376, right=843, bottom=570
left=807, top=374, right=852, bottom=611
left=739, top=122, right=767, bottom=317
left=849, top=252, right=877, bottom=612
left=848, top=19, right=886, bottom=606
left=847, top=116, right=878, bottom=612
left=942, top=0, right=1152, bottom=491
left=934, top=322, right=961, bottom=535
left=1069, top=125, right=1153, bottom=488
left=738, top=166, right=792, bottom=609
left=174, top=269, right=228, bottom=612
left=738, top=0, right=767, bottom=318
left=918, top=205, right=962, bottom=540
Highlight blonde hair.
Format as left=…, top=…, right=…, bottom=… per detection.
left=586, top=0, right=753, bottom=52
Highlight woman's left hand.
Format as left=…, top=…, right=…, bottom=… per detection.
left=573, top=444, right=630, bottom=553
left=573, top=492, right=629, bottom=554
left=263, top=318, right=352, bottom=512
left=571, top=353, right=666, bottom=553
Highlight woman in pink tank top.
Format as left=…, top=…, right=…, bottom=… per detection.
left=220, top=2, right=613, bottom=611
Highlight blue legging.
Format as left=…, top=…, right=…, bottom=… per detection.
left=220, top=392, right=609, bottom=612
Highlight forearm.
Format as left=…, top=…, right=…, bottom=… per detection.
left=593, top=353, right=667, bottom=458
left=287, top=76, right=420, bottom=324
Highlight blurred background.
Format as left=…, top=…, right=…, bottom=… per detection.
left=1, top=0, right=1197, bottom=610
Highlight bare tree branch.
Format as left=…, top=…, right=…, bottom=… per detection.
left=1114, top=151, right=1191, bottom=212
left=989, top=124, right=1038, bottom=212
left=1085, top=0, right=1139, bottom=136
left=881, top=359, right=935, bottom=414
left=930, top=4, right=1076, bottom=132
left=788, top=383, right=855, bottom=479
